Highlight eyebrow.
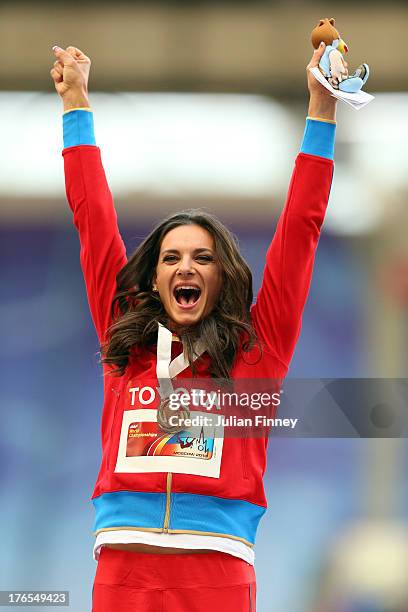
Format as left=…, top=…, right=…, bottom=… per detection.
left=161, top=248, right=214, bottom=254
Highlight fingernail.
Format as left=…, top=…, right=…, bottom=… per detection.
left=52, top=45, right=61, bottom=51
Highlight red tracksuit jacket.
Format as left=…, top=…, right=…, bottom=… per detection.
left=63, top=142, right=333, bottom=548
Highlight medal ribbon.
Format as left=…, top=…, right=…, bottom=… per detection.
left=156, top=322, right=206, bottom=400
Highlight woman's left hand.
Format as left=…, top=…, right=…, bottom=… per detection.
left=306, top=42, right=338, bottom=121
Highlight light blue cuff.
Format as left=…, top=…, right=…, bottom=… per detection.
left=63, top=110, right=96, bottom=148
left=300, top=118, right=336, bottom=160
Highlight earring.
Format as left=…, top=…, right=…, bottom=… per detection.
left=152, top=286, right=158, bottom=292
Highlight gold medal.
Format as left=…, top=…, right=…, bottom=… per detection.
left=157, top=397, right=191, bottom=434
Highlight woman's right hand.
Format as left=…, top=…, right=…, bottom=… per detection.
left=50, top=45, right=91, bottom=112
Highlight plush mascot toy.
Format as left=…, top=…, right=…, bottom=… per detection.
left=311, top=18, right=369, bottom=93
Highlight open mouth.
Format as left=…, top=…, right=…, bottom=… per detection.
left=173, top=286, right=202, bottom=308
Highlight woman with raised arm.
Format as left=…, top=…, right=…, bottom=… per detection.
left=50, top=41, right=336, bottom=612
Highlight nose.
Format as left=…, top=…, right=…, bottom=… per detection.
left=177, top=255, right=195, bottom=276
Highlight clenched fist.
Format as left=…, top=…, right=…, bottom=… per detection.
left=50, top=45, right=91, bottom=111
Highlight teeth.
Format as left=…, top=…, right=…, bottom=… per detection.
left=174, top=286, right=201, bottom=293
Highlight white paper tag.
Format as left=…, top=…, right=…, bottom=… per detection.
left=310, top=67, right=374, bottom=110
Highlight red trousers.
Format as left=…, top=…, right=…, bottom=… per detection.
left=92, top=547, right=256, bottom=611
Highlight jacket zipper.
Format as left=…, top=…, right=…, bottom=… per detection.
left=242, top=436, right=248, bottom=479
left=163, top=473, right=172, bottom=532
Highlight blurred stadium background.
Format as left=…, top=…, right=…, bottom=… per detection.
left=1, top=1, right=408, bottom=611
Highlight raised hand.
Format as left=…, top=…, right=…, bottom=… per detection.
left=50, top=45, right=91, bottom=111
left=306, top=42, right=337, bottom=121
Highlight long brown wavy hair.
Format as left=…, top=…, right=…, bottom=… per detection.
left=100, top=209, right=263, bottom=379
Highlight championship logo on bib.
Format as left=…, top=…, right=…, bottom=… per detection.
left=126, top=419, right=215, bottom=459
